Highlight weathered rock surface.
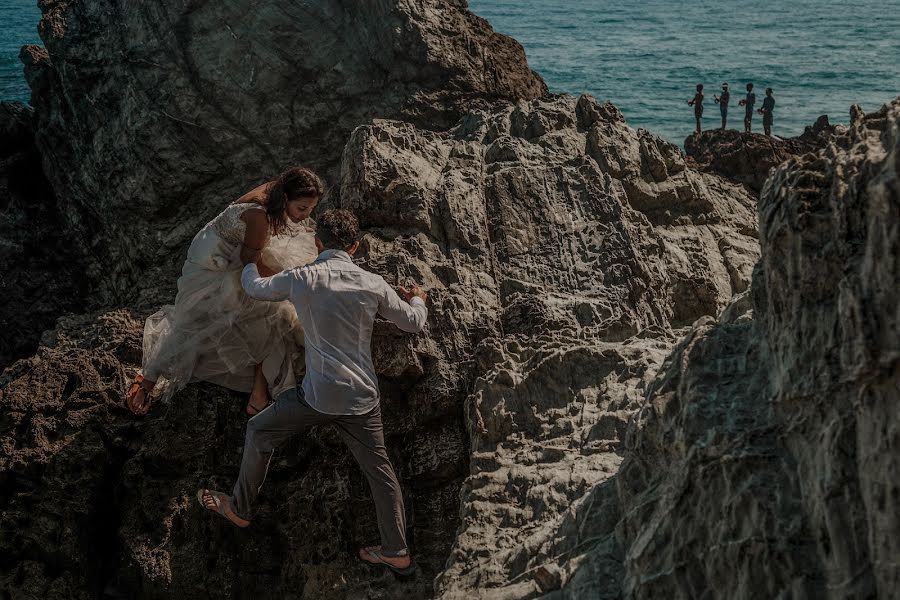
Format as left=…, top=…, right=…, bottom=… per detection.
left=1, top=91, right=760, bottom=599
left=684, top=115, right=843, bottom=194
left=19, top=0, right=546, bottom=308
left=610, top=98, right=900, bottom=599
left=0, top=101, right=86, bottom=369
left=338, top=93, right=759, bottom=598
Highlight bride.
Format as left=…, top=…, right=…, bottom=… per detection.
left=126, top=167, right=322, bottom=416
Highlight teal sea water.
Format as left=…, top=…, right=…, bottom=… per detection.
left=0, top=0, right=40, bottom=102
left=1, top=1, right=898, bottom=144
left=469, top=0, right=900, bottom=143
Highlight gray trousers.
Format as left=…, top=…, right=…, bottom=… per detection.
left=231, top=386, right=408, bottom=556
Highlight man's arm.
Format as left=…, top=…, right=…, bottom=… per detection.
left=378, top=281, right=428, bottom=333
left=241, top=263, right=295, bottom=302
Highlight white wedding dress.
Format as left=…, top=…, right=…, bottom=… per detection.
left=141, top=202, right=318, bottom=402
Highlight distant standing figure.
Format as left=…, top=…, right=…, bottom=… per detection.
left=738, top=82, right=756, bottom=132
left=714, top=83, right=730, bottom=130
left=759, top=88, right=776, bottom=136
left=687, top=83, right=704, bottom=134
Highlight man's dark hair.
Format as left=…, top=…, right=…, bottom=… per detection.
left=316, top=209, right=360, bottom=250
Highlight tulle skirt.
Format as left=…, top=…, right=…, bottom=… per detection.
left=141, top=224, right=318, bottom=402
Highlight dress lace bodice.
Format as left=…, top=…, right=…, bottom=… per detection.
left=210, top=202, right=264, bottom=245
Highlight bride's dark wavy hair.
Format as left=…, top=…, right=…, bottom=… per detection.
left=266, top=167, right=325, bottom=235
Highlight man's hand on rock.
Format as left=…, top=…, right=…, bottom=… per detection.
left=399, top=285, right=428, bottom=303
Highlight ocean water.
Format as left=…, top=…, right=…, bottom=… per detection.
left=469, top=0, right=900, bottom=143
left=0, top=0, right=40, bottom=102
left=1, top=1, right=898, bottom=144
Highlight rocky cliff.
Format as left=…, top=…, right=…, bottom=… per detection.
left=2, top=1, right=898, bottom=599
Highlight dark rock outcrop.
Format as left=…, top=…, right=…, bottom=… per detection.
left=0, top=308, right=460, bottom=599
left=19, top=0, right=547, bottom=308
left=683, top=116, right=844, bottom=193
left=0, top=101, right=86, bottom=369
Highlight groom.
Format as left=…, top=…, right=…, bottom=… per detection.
left=197, top=208, right=428, bottom=576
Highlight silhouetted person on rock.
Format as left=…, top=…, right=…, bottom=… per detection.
left=197, top=209, right=428, bottom=577
left=759, top=87, right=776, bottom=136
left=714, top=83, right=730, bottom=130
left=687, top=83, right=704, bottom=134
left=739, top=82, right=756, bottom=132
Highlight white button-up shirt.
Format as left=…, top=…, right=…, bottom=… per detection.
left=241, top=249, right=427, bottom=415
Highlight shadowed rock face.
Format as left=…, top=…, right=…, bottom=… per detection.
left=0, top=101, right=86, bottom=370
left=611, top=98, right=900, bottom=599
left=0, top=93, right=760, bottom=599
left=0, top=309, right=463, bottom=599
left=683, top=115, right=843, bottom=194
left=20, top=0, right=547, bottom=307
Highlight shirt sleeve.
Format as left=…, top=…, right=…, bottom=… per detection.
left=377, top=279, right=428, bottom=333
left=241, top=263, right=295, bottom=302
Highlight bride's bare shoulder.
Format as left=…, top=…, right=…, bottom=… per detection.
left=241, top=205, right=268, bottom=227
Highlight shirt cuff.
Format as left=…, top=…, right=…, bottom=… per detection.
left=242, top=263, right=260, bottom=277
left=410, top=297, right=426, bottom=307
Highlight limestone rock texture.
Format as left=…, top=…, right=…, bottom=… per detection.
left=684, top=115, right=842, bottom=194
left=20, top=0, right=546, bottom=307
left=613, top=98, right=900, bottom=599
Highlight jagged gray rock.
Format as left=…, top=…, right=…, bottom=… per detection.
left=6, top=0, right=895, bottom=598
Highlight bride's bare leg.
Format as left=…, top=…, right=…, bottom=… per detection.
left=246, top=364, right=270, bottom=415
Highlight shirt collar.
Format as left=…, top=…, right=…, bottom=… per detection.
left=316, top=248, right=354, bottom=264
